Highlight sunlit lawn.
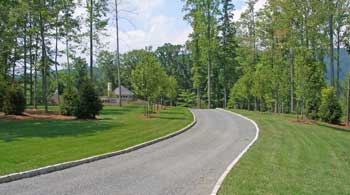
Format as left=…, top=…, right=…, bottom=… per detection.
left=219, top=110, right=350, bottom=195
left=0, top=105, right=193, bottom=176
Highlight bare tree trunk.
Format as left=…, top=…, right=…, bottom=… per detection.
left=29, top=17, right=33, bottom=106
left=290, top=48, right=294, bottom=113
left=329, top=12, right=335, bottom=87
left=34, top=34, right=39, bottom=109
left=54, top=16, right=60, bottom=107
left=223, top=86, right=227, bottom=109
left=207, top=2, right=211, bottom=109
left=89, top=0, right=94, bottom=80
left=114, top=0, right=122, bottom=107
left=347, top=75, right=350, bottom=126
left=336, top=28, right=340, bottom=94
left=12, top=40, right=16, bottom=82
left=24, top=18, right=27, bottom=104
left=39, top=5, right=48, bottom=112
left=197, top=88, right=200, bottom=109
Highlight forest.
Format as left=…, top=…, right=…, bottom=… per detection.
left=0, top=0, right=349, bottom=124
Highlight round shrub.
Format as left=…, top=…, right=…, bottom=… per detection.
left=3, top=86, right=25, bottom=115
left=74, top=82, right=103, bottom=119
left=319, top=87, right=342, bottom=124
left=60, top=87, right=79, bottom=116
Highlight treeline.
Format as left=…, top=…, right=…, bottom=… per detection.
left=0, top=0, right=109, bottom=114
left=228, top=0, right=350, bottom=124
left=0, top=0, right=181, bottom=118
left=2, top=0, right=350, bottom=124
left=180, top=0, right=350, bottom=124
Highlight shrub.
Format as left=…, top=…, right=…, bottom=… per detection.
left=306, top=96, right=321, bottom=120
left=319, top=87, right=342, bottom=124
left=74, top=82, right=103, bottom=119
left=60, top=87, right=79, bottom=116
left=3, top=86, right=25, bottom=115
left=0, top=82, right=6, bottom=112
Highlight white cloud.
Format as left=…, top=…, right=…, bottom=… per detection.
left=103, top=0, right=190, bottom=53
left=233, top=0, right=267, bottom=21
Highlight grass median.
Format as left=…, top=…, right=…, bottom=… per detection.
left=219, top=110, right=350, bottom=195
left=0, top=105, right=193, bottom=176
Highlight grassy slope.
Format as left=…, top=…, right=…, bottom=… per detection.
left=219, top=110, right=350, bottom=195
left=0, top=105, right=192, bottom=176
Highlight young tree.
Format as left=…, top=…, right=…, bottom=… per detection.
left=131, top=51, right=166, bottom=117
left=167, top=76, right=178, bottom=106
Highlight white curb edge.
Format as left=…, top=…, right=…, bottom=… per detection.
left=0, top=109, right=197, bottom=184
left=210, top=108, right=260, bottom=195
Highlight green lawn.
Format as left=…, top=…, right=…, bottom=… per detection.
left=0, top=105, right=193, bottom=176
left=219, top=110, right=350, bottom=195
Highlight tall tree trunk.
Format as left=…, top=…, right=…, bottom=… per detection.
left=29, top=17, right=33, bottom=105
left=34, top=34, right=39, bottom=109
left=12, top=39, right=16, bottom=82
left=24, top=19, right=27, bottom=104
left=89, top=0, right=94, bottom=80
left=290, top=48, right=294, bottom=113
left=207, top=2, right=211, bottom=109
left=336, top=28, right=340, bottom=94
left=54, top=16, right=60, bottom=107
left=223, top=86, right=227, bottom=109
left=329, top=12, right=335, bottom=87
left=115, top=0, right=122, bottom=107
left=197, top=87, right=200, bottom=109
left=347, top=74, right=350, bottom=126
left=39, top=4, right=48, bottom=113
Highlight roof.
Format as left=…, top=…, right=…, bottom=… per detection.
left=113, top=86, right=134, bottom=96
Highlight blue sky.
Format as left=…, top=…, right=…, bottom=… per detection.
left=103, top=0, right=266, bottom=53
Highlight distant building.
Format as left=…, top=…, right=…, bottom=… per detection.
left=101, top=85, right=135, bottom=105
left=49, top=90, right=60, bottom=105
left=113, top=86, right=135, bottom=101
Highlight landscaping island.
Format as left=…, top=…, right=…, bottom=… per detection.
left=0, top=105, right=193, bottom=176
left=219, top=110, right=350, bottom=195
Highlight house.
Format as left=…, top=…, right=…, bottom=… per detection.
left=101, top=85, right=135, bottom=105
left=113, top=86, right=135, bottom=101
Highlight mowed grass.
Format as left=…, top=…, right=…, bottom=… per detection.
left=0, top=105, right=193, bottom=176
left=219, top=110, right=350, bottom=195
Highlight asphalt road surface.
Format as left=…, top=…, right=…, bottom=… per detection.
left=0, top=109, right=257, bottom=195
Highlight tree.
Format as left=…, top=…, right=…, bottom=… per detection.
left=167, top=76, right=178, bottom=106
left=131, top=51, right=166, bottom=117
left=3, top=85, right=26, bottom=115
left=74, top=81, right=103, bottom=119
left=39, top=0, right=49, bottom=113
left=114, top=0, right=122, bottom=106
left=85, top=0, right=109, bottom=80
left=218, top=0, right=238, bottom=108
left=183, top=0, right=221, bottom=109
left=319, top=87, right=342, bottom=124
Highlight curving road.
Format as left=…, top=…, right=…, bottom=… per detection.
left=0, top=109, right=256, bottom=195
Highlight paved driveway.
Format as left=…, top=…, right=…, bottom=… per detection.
left=0, top=109, right=256, bottom=195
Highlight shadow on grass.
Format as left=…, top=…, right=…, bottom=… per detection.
left=0, top=119, right=122, bottom=143
left=316, top=123, right=350, bottom=133
left=150, top=115, right=188, bottom=120
left=159, top=110, right=184, bottom=115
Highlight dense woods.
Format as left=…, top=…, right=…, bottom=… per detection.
left=0, top=0, right=349, bottom=124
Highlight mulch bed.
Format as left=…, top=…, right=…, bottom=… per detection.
left=0, top=110, right=76, bottom=121
left=288, top=118, right=349, bottom=131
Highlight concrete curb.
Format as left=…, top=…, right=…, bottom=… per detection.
left=0, top=109, right=197, bottom=184
left=210, top=109, right=260, bottom=195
